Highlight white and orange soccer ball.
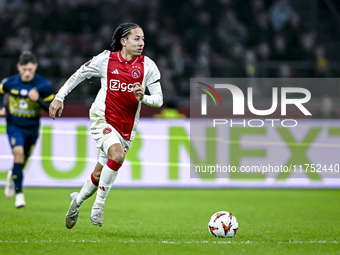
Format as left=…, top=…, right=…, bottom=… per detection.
left=208, top=211, right=238, bottom=238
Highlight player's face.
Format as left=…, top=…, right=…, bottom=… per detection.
left=17, top=62, right=37, bottom=82
left=121, top=28, right=145, bottom=58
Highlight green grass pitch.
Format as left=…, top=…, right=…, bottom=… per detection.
left=0, top=188, right=339, bottom=255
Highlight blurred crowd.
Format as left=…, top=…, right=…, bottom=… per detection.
left=0, top=0, right=339, bottom=104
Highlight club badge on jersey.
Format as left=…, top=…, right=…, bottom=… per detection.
left=131, top=66, right=141, bottom=79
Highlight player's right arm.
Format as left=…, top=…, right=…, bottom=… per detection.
left=0, top=80, right=7, bottom=116
left=49, top=50, right=108, bottom=120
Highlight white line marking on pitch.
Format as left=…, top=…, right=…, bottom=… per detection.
left=0, top=240, right=338, bottom=244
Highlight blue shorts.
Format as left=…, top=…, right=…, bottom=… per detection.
left=6, top=123, right=39, bottom=157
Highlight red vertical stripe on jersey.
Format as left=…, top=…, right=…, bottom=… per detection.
left=105, top=52, right=144, bottom=140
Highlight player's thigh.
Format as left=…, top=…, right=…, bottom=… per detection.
left=7, top=125, right=25, bottom=161
left=91, top=121, right=129, bottom=161
left=7, top=125, right=25, bottom=149
left=23, top=130, right=38, bottom=158
left=102, top=134, right=125, bottom=163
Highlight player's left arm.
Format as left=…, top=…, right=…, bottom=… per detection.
left=141, top=80, right=163, bottom=108
left=36, top=92, right=55, bottom=112
left=29, top=80, right=55, bottom=112
left=140, top=59, right=163, bottom=108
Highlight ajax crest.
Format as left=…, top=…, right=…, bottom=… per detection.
left=131, top=69, right=141, bottom=79
left=103, top=127, right=112, bottom=135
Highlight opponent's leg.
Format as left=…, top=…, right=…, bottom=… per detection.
left=12, top=146, right=25, bottom=208
left=4, top=169, right=15, bottom=198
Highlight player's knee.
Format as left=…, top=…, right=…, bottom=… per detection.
left=107, top=145, right=125, bottom=164
left=12, top=146, right=25, bottom=163
left=109, top=153, right=125, bottom=164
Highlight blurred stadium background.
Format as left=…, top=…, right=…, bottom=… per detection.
left=1, top=0, right=340, bottom=189
left=1, top=2, right=340, bottom=252
left=1, top=0, right=340, bottom=117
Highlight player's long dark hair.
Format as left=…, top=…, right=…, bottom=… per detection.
left=111, top=23, right=141, bottom=52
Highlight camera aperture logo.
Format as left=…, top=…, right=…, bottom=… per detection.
left=196, top=82, right=312, bottom=128
left=196, top=82, right=223, bottom=114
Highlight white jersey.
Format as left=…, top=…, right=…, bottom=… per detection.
left=55, top=50, right=163, bottom=141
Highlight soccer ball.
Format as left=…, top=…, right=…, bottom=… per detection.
left=208, top=211, right=238, bottom=238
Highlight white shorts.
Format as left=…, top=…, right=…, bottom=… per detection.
left=90, top=114, right=131, bottom=166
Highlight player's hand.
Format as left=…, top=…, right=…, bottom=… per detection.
left=49, top=99, right=64, bottom=120
left=0, top=107, right=6, bottom=117
left=28, top=88, right=39, bottom=101
left=133, top=82, right=144, bottom=101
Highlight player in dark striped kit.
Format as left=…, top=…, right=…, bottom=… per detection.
left=0, top=51, right=54, bottom=208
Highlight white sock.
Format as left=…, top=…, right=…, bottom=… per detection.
left=76, top=173, right=98, bottom=205
left=94, top=163, right=119, bottom=204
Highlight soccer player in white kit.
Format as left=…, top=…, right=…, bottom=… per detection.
left=49, top=23, right=163, bottom=228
